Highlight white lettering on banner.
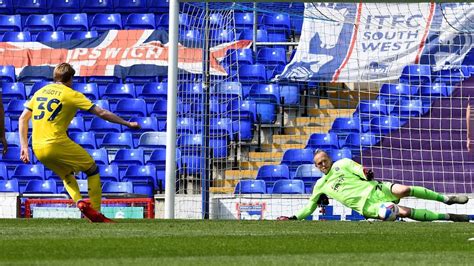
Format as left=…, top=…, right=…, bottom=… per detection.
left=105, top=47, right=121, bottom=59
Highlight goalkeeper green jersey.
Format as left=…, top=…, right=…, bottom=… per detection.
left=296, top=158, right=378, bottom=220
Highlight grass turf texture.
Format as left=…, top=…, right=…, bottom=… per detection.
left=0, top=219, right=473, bottom=265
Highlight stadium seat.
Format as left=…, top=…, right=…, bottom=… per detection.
left=34, top=31, right=65, bottom=42
left=256, top=164, right=290, bottom=193
left=294, top=164, right=322, bottom=193
left=69, top=30, right=98, bottom=40
left=102, top=181, right=133, bottom=194
left=1, top=31, right=30, bottom=42
left=256, top=47, right=287, bottom=67
left=234, top=12, right=262, bottom=30
left=227, top=99, right=256, bottom=141
left=305, top=133, right=340, bottom=151
left=419, top=83, right=452, bottom=98
left=56, top=13, right=88, bottom=32
left=0, top=1, right=14, bottom=15
left=149, top=99, right=168, bottom=118
left=0, top=163, right=8, bottom=180
left=432, top=67, right=465, bottom=85
left=138, top=132, right=167, bottom=149
left=234, top=179, right=266, bottom=194
left=23, top=179, right=57, bottom=194
left=272, top=179, right=304, bottom=194
left=1, top=82, right=26, bottom=102
left=212, top=81, right=243, bottom=101
left=122, top=117, right=158, bottom=133
left=70, top=132, right=97, bottom=149
left=356, top=99, right=390, bottom=116
left=137, top=82, right=167, bottom=101
left=114, top=99, right=148, bottom=118
left=330, top=117, right=361, bottom=134
left=5, top=132, right=20, bottom=147
left=23, top=14, right=55, bottom=32
left=176, top=117, right=195, bottom=135
left=61, top=179, right=88, bottom=195
left=210, top=117, right=234, bottom=139
left=208, top=13, right=224, bottom=27
left=263, top=13, right=291, bottom=36
left=0, top=179, right=18, bottom=192
left=102, top=83, right=136, bottom=100
left=90, top=13, right=122, bottom=31
left=179, top=29, right=202, bottom=45
left=1, top=147, right=29, bottom=165
left=73, top=83, right=99, bottom=100
left=5, top=100, right=26, bottom=118
left=179, top=83, right=203, bottom=103
left=4, top=117, right=12, bottom=132
left=399, top=64, right=431, bottom=85
left=111, top=149, right=145, bottom=166
left=281, top=149, right=315, bottom=178
left=49, top=0, right=81, bottom=13
left=124, top=13, right=155, bottom=30
left=279, top=85, right=300, bottom=106
left=369, top=116, right=403, bottom=135
left=89, top=117, right=121, bottom=133
left=15, top=0, right=48, bottom=14
left=0, top=14, right=21, bottom=31
left=391, top=99, right=425, bottom=119
left=238, top=64, right=267, bottom=83
left=327, top=148, right=353, bottom=161
left=77, top=99, right=109, bottom=120
left=114, top=0, right=147, bottom=12
left=85, top=148, right=109, bottom=165
left=211, top=29, right=236, bottom=44
left=11, top=164, right=45, bottom=181
left=96, top=164, right=119, bottom=182
left=225, top=49, right=254, bottom=67
left=147, top=0, right=169, bottom=13
left=81, top=0, right=114, bottom=13
left=157, top=13, right=191, bottom=30
left=239, top=29, right=268, bottom=42
left=0, top=65, right=16, bottom=82
left=342, top=133, right=379, bottom=150
left=100, top=132, right=134, bottom=149
left=379, top=83, right=418, bottom=100
left=121, top=165, right=157, bottom=196
left=248, top=83, right=281, bottom=104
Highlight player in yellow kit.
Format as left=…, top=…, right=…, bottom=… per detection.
left=18, top=63, right=140, bottom=222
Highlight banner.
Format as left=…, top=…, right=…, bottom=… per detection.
left=0, top=30, right=252, bottom=80
left=277, top=3, right=474, bottom=82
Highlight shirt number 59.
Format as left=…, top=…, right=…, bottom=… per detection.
left=34, top=97, right=63, bottom=121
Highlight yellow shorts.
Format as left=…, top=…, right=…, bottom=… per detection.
left=33, top=140, right=95, bottom=179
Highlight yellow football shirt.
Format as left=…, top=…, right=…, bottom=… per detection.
left=26, top=83, right=94, bottom=147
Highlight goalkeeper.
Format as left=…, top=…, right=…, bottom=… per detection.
left=278, top=150, right=470, bottom=222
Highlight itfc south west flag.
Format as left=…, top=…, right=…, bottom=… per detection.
left=0, top=30, right=252, bottom=80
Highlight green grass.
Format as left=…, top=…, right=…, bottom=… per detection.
left=0, top=219, right=473, bottom=265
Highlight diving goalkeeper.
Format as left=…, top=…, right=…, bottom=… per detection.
left=278, top=150, right=470, bottom=222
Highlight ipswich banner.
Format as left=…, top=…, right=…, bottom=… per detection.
left=277, top=3, right=474, bottom=82
left=0, top=30, right=252, bottom=80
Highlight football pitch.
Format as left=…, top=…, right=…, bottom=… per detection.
left=0, top=219, right=473, bottom=265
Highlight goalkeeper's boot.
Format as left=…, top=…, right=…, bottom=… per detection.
left=445, top=195, right=469, bottom=205
left=77, top=200, right=114, bottom=223
left=447, top=213, right=470, bottom=222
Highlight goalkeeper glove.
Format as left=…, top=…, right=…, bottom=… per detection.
left=316, top=194, right=329, bottom=206
left=363, top=168, right=374, bottom=181
left=277, top=215, right=297, bottom=220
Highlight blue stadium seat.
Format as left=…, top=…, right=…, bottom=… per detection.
left=256, top=164, right=290, bottom=193
left=114, top=99, right=148, bottom=118
left=294, top=164, right=322, bottom=193
left=305, top=133, right=340, bottom=151
left=210, top=117, right=234, bottom=140
left=327, top=148, right=353, bottom=161
left=89, top=117, right=121, bottom=133
left=147, top=0, right=169, bottom=13
left=87, top=76, right=121, bottom=94
left=263, top=13, right=291, bottom=36
left=81, top=0, right=114, bottom=13
left=343, top=133, right=379, bottom=151
left=137, top=82, right=167, bottom=101
left=239, top=29, right=268, bottom=42
left=102, top=181, right=133, bottom=194
left=330, top=117, right=361, bottom=134
left=23, top=14, right=55, bottom=32
left=272, top=179, right=304, bottom=194
left=5, top=132, right=20, bottom=147
left=69, top=30, right=98, bottom=40
left=111, top=149, right=144, bottom=166
left=34, top=31, right=65, bottom=42
left=0, top=163, right=8, bottom=180
left=0, top=65, right=15, bottom=82
left=102, top=83, right=136, bottom=100
left=149, top=99, right=168, bottom=118
left=391, top=99, right=425, bottom=119
left=369, top=116, right=403, bottom=135
left=176, top=117, right=195, bottom=135
left=234, top=179, right=266, bottom=194
left=23, top=180, right=56, bottom=194
left=56, top=13, right=88, bottom=32
left=0, top=14, right=21, bottom=31
left=211, top=29, right=236, bottom=44
left=100, top=132, right=134, bottom=149
left=0, top=31, right=30, bottom=42
left=61, top=179, right=88, bottom=195
left=379, top=83, right=418, bottom=100
left=281, top=149, right=314, bottom=177
left=419, top=82, right=452, bottom=98
left=5, top=100, right=26, bottom=118
left=0, top=179, right=18, bottom=192
left=4, top=117, right=12, bottom=132
left=122, top=117, right=158, bottom=133
left=1, top=147, right=29, bottom=165
left=97, top=164, right=119, bottom=182
left=70, top=132, right=97, bottom=149
left=29, top=81, right=53, bottom=98
left=114, top=0, right=147, bottom=13
left=234, top=12, right=262, bottom=30
left=85, top=148, right=109, bottom=165
left=212, top=81, right=243, bottom=101
left=90, top=13, right=122, bottom=31
left=227, top=99, right=256, bottom=141
left=179, top=29, right=202, bottom=45
left=399, top=64, right=431, bottom=85
left=138, top=132, right=166, bottom=149
left=11, top=164, right=45, bottom=182
left=77, top=99, right=109, bottom=119
left=15, top=0, right=48, bottom=14
left=256, top=47, right=287, bottom=66
left=279, top=85, right=300, bottom=106
left=49, top=0, right=81, bottom=13
left=225, top=49, right=254, bottom=66
left=356, top=99, right=391, bottom=116
left=248, top=83, right=281, bottom=104
left=73, top=83, right=99, bottom=100
left=432, top=67, right=466, bottom=85
left=0, top=0, right=14, bottom=14
left=267, top=31, right=287, bottom=42
left=125, top=75, right=159, bottom=88
left=124, top=13, right=155, bottom=29
left=208, top=13, right=224, bottom=27
left=178, top=82, right=202, bottom=103
left=157, top=13, right=191, bottom=30
left=2, top=82, right=26, bottom=102
left=121, top=165, right=156, bottom=196
left=238, top=64, right=267, bottom=83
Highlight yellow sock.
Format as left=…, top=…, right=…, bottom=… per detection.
left=62, top=174, right=82, bottom=203
left=87, top=173, right=102, bottom=211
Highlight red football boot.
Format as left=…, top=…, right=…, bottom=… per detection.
left=77, top=200, right=115, bottom=223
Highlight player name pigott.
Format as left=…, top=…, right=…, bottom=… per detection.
left=42, top=88, right=62, bottom=96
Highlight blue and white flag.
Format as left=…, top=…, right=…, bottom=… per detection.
left=277, top=3, right=474, bottom=82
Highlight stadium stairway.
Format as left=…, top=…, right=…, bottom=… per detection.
left=212, top=90, right=372, bottom=193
